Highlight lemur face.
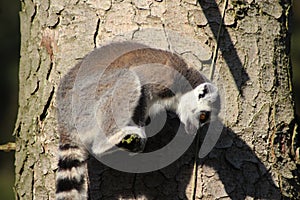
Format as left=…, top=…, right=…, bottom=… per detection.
left=177, top=82, right=220, bottom=135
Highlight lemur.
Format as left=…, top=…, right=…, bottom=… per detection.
left=56, top=42, right=220, bottom=200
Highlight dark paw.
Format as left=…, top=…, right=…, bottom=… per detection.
left=116, top=134, right=146, bottom=153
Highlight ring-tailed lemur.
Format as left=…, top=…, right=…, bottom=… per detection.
left=56, top=42, right=220, bottom=200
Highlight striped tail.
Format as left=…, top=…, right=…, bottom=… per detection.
left=56, top=144, right=88, bottom=200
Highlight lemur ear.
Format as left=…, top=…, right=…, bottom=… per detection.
left=196, top=83, right=219, bottom=100
left=198, top=84, right=209, bottom=99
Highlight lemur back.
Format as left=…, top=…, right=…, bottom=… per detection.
left=56, top=42, right=219, bottom=200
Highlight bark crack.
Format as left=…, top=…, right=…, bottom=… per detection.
left=162, top=23, right=171, bottom=51
left=46, top=62, right=53, bottom=80
left=30, top=4, right=37, bottom=22
left=131, top=27, right=141, bottom=40
left=31, top=80, right=40, bottom=95
left=40, top=87, right=55, bottom=121
left=31, top=165, right=35, bottom=198
left=93, top=18, right=101, bottom=48
left=131, top=174, right=137, bottom=199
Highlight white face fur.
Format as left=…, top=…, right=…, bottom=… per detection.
left=177, top=82, right=220, bottom=135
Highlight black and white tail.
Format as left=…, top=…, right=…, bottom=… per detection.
left=56, top=144, right=88, bottom=200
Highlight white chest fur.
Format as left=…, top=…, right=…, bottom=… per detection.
left=147, top=93, right=182, bottom=117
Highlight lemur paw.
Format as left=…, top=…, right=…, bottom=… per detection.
left=116, top=134, right=146, bottom=153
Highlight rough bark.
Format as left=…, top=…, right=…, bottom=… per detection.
left=15, top=0, right=299, bottom=199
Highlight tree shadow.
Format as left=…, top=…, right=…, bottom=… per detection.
left=197, top=0, right=249, bottom=93
left=86, top=1, right=283, bottom=198
left=88, top=113, right=283, bottom=200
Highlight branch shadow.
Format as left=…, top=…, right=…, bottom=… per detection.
left=197, top=0, right=249, bottom=93
left=88, top=113, right=282, bottom=200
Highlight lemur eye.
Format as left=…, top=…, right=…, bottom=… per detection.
left=199, top=111, right=210, bottom=123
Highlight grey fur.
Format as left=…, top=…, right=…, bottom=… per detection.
left=56, top=41, right=220, bottom=200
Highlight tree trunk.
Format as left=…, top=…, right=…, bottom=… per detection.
left=15, top=0, right=299, bottom=199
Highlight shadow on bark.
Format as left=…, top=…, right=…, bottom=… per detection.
left=88, top=113, right=282, bottom=200
left=196, top=0, right=250, bottom=94
left=86, top=1, right=284, bottom=199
